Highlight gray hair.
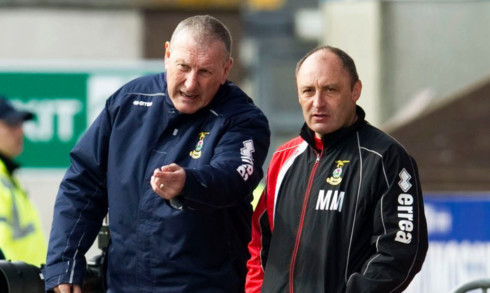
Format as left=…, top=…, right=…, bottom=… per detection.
left=170, top=15, right=232, bottom=59
left=295, top=45, right=359, bottom=89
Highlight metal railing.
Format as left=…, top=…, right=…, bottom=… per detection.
left=449, top=278, right=490, bottom=293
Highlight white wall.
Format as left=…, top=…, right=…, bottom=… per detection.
left=0, top=8, right=143, bottom=59
left=380, top=1, right=490, bottom=123
left=321, top=1, right=382, bottom=126
left=320, top=0, right=490, bottom=126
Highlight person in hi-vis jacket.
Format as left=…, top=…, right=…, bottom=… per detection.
left=0, top=96, right=47, bottom=267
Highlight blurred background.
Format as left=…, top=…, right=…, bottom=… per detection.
left=0, top=0, right=489, bottom=292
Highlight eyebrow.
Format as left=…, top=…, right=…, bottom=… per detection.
left=174, top=58, right=217, bottom=72
left=175, top=58, right=187, bottom=64
left=323, top=83, right=339, bottom=89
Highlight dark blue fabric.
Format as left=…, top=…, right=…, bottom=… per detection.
left=43, top=72, right=270, bottom=292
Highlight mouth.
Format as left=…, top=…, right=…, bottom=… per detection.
left=311, top=113, right=329, bottom=122
left=313, top=113, right=328, bottom=118
left=180, top=91, right=198, bottom=99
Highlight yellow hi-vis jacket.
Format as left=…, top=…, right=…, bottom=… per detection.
left=0, top=159, right=47, bottom=267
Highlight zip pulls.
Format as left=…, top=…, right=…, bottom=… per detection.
left=289, top=149, right=322, bottom=293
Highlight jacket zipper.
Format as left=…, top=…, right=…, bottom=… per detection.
left=289, top=151, right=322, bottom=293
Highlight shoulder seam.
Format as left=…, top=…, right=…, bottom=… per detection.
left=274, top=138, right=304, bottom=154
left=127, top=92, right=166, bottom=97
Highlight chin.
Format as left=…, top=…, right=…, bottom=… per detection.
left=312, top=126, right=337, bottom=136
left=177, top=108, right=194, bottom=114
left=176, top=105, right=198, bottom=114
left=310, top=123, right=329, bottom=133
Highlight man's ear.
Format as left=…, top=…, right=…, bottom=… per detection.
left=221, top=58, right=233, bottom=84
left=352, top=80, right=362, bottom=103
left=164, top=41, right=171, bottom=59
left=164, top=42, right=171, bottom=70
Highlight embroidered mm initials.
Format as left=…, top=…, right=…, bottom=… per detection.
left=315, top=190, right=345, bottom=212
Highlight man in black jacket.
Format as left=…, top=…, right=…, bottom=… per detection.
left=246, top=46, right=428, bottom=293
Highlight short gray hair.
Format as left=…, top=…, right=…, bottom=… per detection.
left=170, top=15, right=232, bottom=59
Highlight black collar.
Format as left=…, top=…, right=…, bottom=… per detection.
left=0, top=152, right=19, bottom=175
left=300, top=106, right=366, bottom=152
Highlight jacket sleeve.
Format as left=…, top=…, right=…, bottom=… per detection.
left=42, top=100, right=113, bottom=290
left=0, top=179, right=13, bottom=260
left=245, top=188, right=272, bottom=293
left=346, top=146, right=429, bottom=293
left=182, top=109, right=270, bottom=210
left=0, top=174, right=47, bottom=267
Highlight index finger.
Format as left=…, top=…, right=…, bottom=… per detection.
left=161, top=163, right=181, bottom=172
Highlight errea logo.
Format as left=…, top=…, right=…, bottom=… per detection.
left=133, top=100, right=153, bottom=107
left=395, top=169, right=415, bottom=244
left=398, top=169, right=412, bottom=192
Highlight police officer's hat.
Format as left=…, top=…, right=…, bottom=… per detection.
left=0, top=96, right=34, bottom=126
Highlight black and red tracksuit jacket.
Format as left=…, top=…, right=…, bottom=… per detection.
left=246, top=107, right=428, bottom=293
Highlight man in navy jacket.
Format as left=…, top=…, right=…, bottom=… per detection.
left=44, top=15, right=270, bottom=293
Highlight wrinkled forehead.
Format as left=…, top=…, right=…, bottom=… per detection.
left=297, top=51, right=348, bottom=84
left=172, top=29, right=227, bottom=55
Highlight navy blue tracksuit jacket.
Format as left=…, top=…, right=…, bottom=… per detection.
left=43, top=72, right=270, bottom=292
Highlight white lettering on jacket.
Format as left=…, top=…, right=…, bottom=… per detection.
left=237, top=140, right=255, bottom=181
left=315, top=190, right=345, bottom=212
left=395, top=193, right=414, bottom=244
left=133, top=100, right=153, bottom=107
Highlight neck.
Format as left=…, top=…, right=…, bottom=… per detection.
left=0, top=152, right=18, bottom=175
left=349, top=113, right=358, bottom=126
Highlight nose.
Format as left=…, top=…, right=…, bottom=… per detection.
left=184, top=71, right=198, bottom=91
left=312, top=92, right=325, bottom=108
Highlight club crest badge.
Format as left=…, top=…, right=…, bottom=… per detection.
left=326, top=160, right=350, bottom=185
left=190, top=132, right=210, bottom=159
